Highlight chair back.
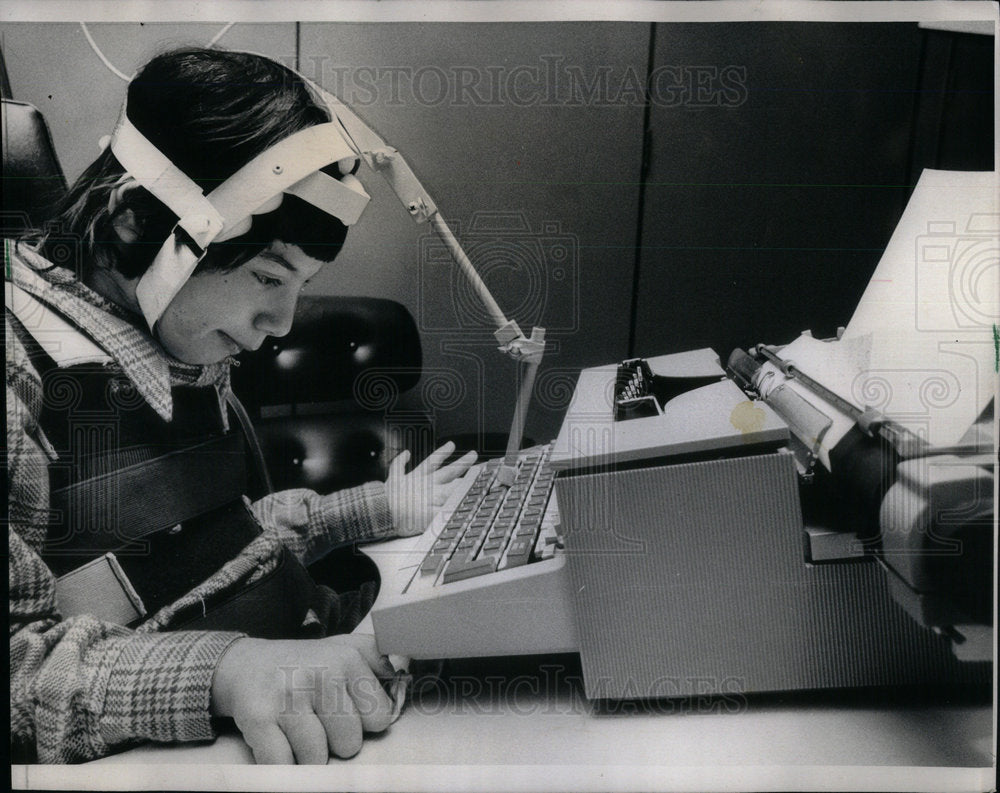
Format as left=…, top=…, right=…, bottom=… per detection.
left=232, top=294, right=430, bottom=493
left=2, top=98, right=68, bottom=234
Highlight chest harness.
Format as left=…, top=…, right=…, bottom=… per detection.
left=9, top=288, right=318, bottom=639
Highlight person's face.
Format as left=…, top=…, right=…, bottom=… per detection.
left=155, top=241, right=327, bottom=365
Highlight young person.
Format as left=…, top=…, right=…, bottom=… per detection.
left=7, top=47, right=476, bottom=765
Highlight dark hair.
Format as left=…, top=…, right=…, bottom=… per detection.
left=39, top=47, right=348, bottom=279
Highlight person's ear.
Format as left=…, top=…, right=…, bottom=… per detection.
left=111, top=208, right=144, bottom=244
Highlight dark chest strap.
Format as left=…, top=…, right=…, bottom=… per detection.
left=10, top=306, right=320, bottom=638
left=45, top=431, right=248, bottom=571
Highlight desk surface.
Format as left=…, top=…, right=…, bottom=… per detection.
left=17, top=654, right=996, bottom=793
left=16, top=527, right=998, bottom=792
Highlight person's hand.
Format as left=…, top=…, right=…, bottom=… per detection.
left=385, top=441, right=478, bottom=536
left=210, top=634, right=395, bottom=764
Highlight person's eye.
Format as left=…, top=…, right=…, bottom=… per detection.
left=253, top=272, right=283, bottom=287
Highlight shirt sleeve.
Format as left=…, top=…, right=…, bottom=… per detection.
left=7, top=329, right=243, bottom=764
left=249, top=482, right=397, bottom=567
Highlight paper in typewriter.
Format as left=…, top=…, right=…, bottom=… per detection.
left=842, top=169, right=997, bottom=447
left=769, top=169, right=998, bottom=452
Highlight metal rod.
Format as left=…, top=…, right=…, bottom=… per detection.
left=430, top=214, right=509, bottom=332
left=757, top=345, right=860, bottom=421
left=493, top=356, right=541, bottom=489
left=757, top=345, right=931, bottom=459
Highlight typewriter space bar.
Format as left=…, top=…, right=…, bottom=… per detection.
left=442, top=555, right=498, bottom=584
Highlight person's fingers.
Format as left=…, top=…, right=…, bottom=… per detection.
left=314, top=679, right=365, bottom=758
left=340, top=653, right=396, bottom=734
left=328, top=635, right=395, bottom=678
left=415, top=441, right=456, bottom=472
left=279, top=711, right=331, bottom=765
left=434, top=450, right=478, bottom=483
left=240, top=721, right=295, bottom=765
left=432, top=477, right=465, bottom=504
left=387, top=449, right=410, bottom=480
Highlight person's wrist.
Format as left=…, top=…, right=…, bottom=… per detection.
left=209, top=637, right=250, bottom=718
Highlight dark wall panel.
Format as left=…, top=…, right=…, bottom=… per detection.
left=910, top=27, right=995, bottom=179
left=633, top=23, right=944, bottom=362
left=301, top=22, right=647, bottom=445
left=2, top=21, right=990, bottom=448
left=0, top=22, right=297, bottom=183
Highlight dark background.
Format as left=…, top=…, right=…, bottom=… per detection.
left=1, top=21, right=993, bottom=444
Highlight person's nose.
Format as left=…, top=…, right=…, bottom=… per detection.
left=253, top=291, right=297, bottom=338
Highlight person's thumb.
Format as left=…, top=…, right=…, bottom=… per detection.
left=388, top=449, right=411, bottom=479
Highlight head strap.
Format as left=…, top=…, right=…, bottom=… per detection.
left=108, top=70, right=371, bottom=330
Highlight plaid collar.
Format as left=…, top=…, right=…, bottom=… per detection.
left=5, top=239, right=231, bottom=422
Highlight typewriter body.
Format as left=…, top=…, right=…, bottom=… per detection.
left=368, top=170, right=995, bottom=701
left=548, top=347, right=992, bottom=700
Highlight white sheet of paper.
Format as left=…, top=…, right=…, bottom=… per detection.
left=841, top=169, right=998, bottom=446
left=766, top=170, right=998, bottom=450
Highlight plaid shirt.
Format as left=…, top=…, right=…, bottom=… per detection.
left=6, top=240, right=396, bottom=763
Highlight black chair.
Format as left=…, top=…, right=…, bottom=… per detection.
left=2, top=98, right=68, bottom=235
left=230, top=295, right=433, bottom=589
left=231, top=294, right=433, bottom=495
